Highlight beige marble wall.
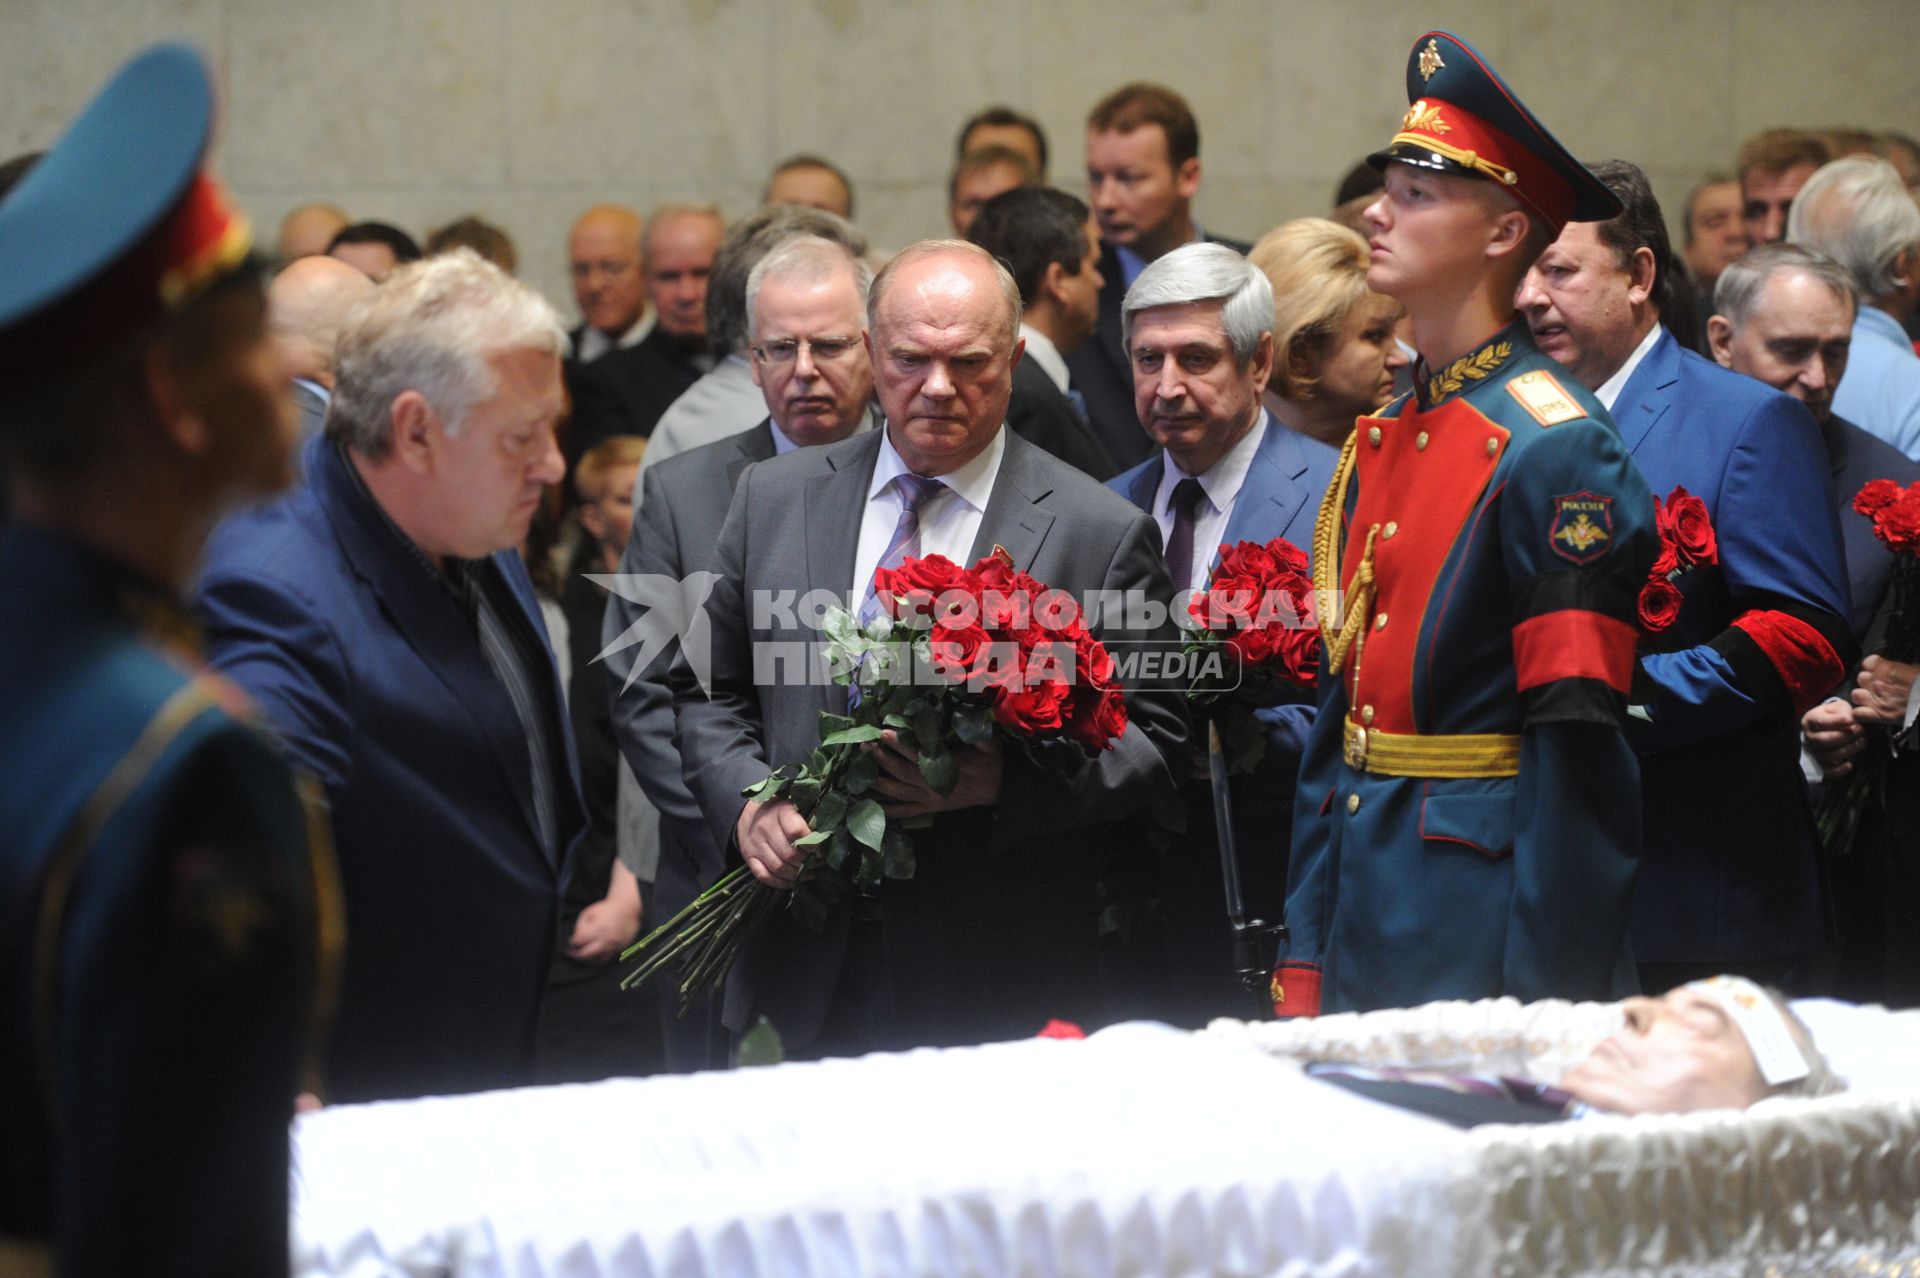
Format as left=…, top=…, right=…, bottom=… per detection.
left=3, top=0, right=1915, bottom=318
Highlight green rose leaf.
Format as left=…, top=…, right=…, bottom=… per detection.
left=811, top=789, right=848, bottom=832
left=736, top=1015, right=786, bottom=1067
left=918, top=745, right=958, bottom=795
left=825, top=825, right=853, bottom=871
left=881, top=826, right=917, bottom=880
left=817, top=712, right=855, bottom=739
left=793, top=828, right=834, bottom=846
left=847, top=797, right=887, bottom=852
left=820, top=724, right=886, bottom=749
left=951, top=703, right=995, bottom=746
left=844, top=751, right=879, bottom=795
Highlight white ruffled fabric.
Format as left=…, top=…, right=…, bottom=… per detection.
left=293, top=1003, right=1920, bottom=1277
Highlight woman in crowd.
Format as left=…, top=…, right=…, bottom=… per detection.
left=1250, top=217, right=1408, bottom=446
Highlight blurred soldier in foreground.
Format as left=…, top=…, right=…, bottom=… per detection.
left=0, top=44, right=335, bottom=1276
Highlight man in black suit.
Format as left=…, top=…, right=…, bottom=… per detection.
left=567, top=205, right=724, bottom=457
left=1068, top=83, right=1248, bottom=472
left=564, top=204, right=650, bottom=365
left=604, top=235, right=879, bottom=1069
left=672, top=240, right=1189, bottom=1059
left=967, top=185, right=1116, bottom=479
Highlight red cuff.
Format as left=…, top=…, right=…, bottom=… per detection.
left=1512, top=609, right=1639, bottom=694
left=1732, top=610, right=1846, bottom=717
left=1271, top=961, right=1322, bottom=1018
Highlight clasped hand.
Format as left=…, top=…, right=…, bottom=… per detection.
left=734, top=732, right=1004, bottom=889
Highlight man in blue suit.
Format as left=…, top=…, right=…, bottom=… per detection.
left=1519, top=161, right=1855, bottom=992
left=1106, top=243, right=1338, bottom=1021
left=197, top=250, right=587, bottom=1102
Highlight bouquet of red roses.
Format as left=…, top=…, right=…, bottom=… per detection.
left=1638, top=485, right=1719, bottom=633
left=1817, top=479, right=1920, bottom=854
left=622, top=551, right=1129, bottom=1011
left=1183, top=536, right=1318, bottom=772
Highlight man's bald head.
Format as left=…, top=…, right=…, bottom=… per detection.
left=277, top=202, right=349, bottom=264
left=568, top=204, right=647, bottom=338
left=269, top=254, right=375, bottom=387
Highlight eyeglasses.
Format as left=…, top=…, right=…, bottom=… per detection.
left=750, top=335, right=862, bottom=367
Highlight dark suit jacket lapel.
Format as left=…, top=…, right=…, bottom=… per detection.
left=807, top=431, right=882, bottom=718
left=1093, top=242, right=1130, bottom=389
left=969, top=431, right=1058, bottom=571
left=1615, top=327, right=1680, bottom=457
left=314, top=442, right=553, bottom=861
left=728, top=419, right=780, bottom=489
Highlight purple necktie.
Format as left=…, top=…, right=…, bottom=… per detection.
left=1163, top=476, right=1207, bottom=594
left=857, top=472, right=947, bottom=629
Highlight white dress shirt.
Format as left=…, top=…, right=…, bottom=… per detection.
left=1150, top=411, right=1268, bottom=591
left=852, top=424, right=1006, bottom=607
left=1018, top=322, right=1072, bottom=394
left=1593, top=323, right=1664, bottom=413
left=572, top=311, right=655, bottom=364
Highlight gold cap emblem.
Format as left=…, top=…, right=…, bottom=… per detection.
left=1418, top=37, right=1445, bottom=81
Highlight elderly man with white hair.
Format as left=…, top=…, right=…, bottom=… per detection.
left=195, top=249, right=587, bottom=1104
left=1789, top=155, right=1920, bottom=460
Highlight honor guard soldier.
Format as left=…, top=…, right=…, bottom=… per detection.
left=1277, top=31, right=1658, bottom=1016
left=0, top=46, right=339, bottom=1276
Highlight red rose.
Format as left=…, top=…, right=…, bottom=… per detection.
left=1035, top=1018, right=1086, bottom=1040
left=992, top=676, right=1069, bottom=735
left=1638, top=577, right=1684, bottom=631
left=1854, top=478, right=1905, bottom=516
left=1273, top=625, right=1320, bottom=687
left=1227, top=624, right=1278, bottom=667
left=1876, top=495, right=1920, bottom=553
left=1649, top=538, right=1679, bottom=582
left=1193, top=576, right=1260, bottom=633
left=1663, top=487, right=1717, bottom=564
left=927, top=621, right=993, bottom=684
left=1064, top=684, right=1128, bottom=754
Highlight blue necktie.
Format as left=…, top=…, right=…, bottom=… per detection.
left=1066, top=387, right=1089, bottom=424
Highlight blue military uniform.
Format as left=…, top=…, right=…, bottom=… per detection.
left=0, top=530, right=338, bottom=1274
left=0, top=45, right=341, bottom=1275
left=1278, top=31, right=1659, bottom=1015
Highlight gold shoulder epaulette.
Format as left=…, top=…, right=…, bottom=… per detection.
left=1505, top=369, right=1585, bottom=427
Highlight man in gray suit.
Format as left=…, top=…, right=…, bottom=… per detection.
left=672, top=240, right=1190, bottom=1059
left=267, top=253, right=371, bottom=452
left=604, top=235, right=878, bottom=1069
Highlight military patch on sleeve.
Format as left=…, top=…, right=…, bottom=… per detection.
left=1507, top=369, right=1584, bottom=426
left=1549, top=491, right=1615, bottom=564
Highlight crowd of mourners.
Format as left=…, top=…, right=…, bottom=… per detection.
left=3, top=33, right=1919, bottom=1274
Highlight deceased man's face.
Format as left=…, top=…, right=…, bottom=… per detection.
left=1559, top=988, right=1773, bottom=1115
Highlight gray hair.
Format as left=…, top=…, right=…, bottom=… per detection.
left=1713, top=242, right=1859, bottom=330
left=1765, top=990, right=1846, bottom=1101
left=867, top=239, right=1021, bottom=348
left=744, top=236, right=874, bottom=342
left=706, top=207, right=868, bottom=357
left=327, top=248, right=566, bottom=460
left=1786, top=155, right=1920, bottom=300
left=1122, top=242, right=1274, bottom=364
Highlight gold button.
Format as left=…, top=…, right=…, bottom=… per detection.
left=1415, top=431, right=1429, bottom=451
left=1361, top=704, right=1375, bottom=724
left=1383, top=521, right=1398, bottom=539
left=1486, top=437, right=1499, bottom=456
left=1367, top=426, right=1382, bottom=447
left=1346, top=793, right=1361, bottom=815
left=1374, top=613, right=1388, bottom=631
